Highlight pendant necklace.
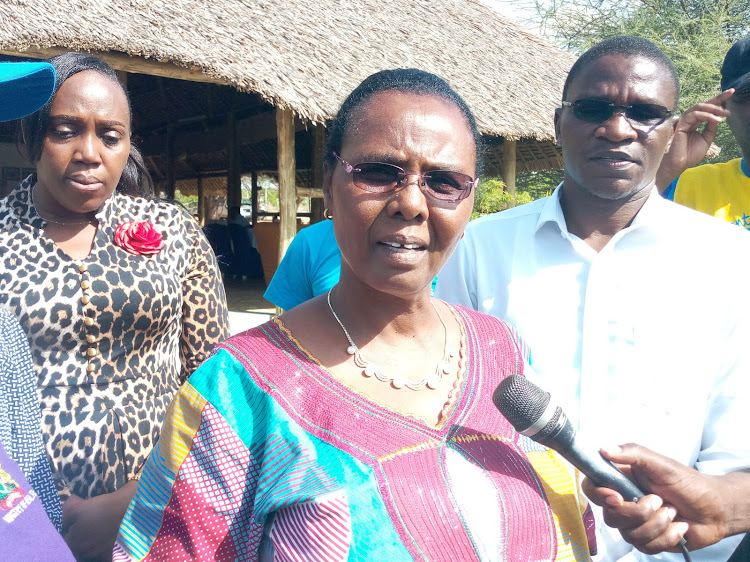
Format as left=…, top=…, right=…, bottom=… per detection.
left=327, top=289, right=455, bottom=390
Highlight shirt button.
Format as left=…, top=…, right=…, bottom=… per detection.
left=81, top=295, right=90, bottom=305
left=86, top=363, right=96, bottom=372
left=84, top=317, right=94, bottom=327
left=86, top=335, right=96, bottom=343
left=87, top=348, right=98, bottom=358
left=79, top=264, right=87, bottom=273
left=81, top=280, right=90, bottom=290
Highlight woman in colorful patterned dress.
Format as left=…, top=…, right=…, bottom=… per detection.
left=115, top=69, right=593, bottom=561
left=0, top=53, right=229, bottom=559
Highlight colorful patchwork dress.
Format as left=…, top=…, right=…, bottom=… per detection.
left=115, top=306, right=594, bottom=561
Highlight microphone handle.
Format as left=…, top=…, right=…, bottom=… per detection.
left=557, top=445, right=645, bottom=502
left=532, top=410, right=645, bottom=502
left=558, top=446, right=692, bottom=560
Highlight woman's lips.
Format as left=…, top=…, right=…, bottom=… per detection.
left=379, top=240, right=424, bottom=251
left=377, top=240, right=427, bottom=266
left=66, top=176, right=104, bottom=190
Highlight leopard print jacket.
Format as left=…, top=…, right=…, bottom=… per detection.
left=0, top=175, right=230, bottom=500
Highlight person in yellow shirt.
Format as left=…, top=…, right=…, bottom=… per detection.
left=657, top=37, right=750, bottom=229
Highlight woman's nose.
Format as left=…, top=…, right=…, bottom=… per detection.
left=75, top=133, right=102, bottom=163
left=390, top=176, right=430, bottom=221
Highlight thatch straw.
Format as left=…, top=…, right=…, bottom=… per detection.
left=0, top=0, right=575, bottom=145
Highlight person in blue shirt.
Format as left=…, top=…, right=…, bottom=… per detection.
left=264, top=218, right=341, bottom=310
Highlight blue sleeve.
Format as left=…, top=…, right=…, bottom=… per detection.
left=264, top=232, right=314, bottom=310
left=662, top=177, right=679, bottom=201
left=308, top=224, right=341, bottom=299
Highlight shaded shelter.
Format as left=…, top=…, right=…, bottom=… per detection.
left=0, top=0, right=575, bottom=279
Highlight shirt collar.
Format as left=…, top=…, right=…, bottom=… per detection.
left=535, top=181, right=663, bottom=238
left=534, top=182, right=568, bottom=234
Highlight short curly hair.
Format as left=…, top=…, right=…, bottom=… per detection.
left=562, top=36, right=680, bottom=108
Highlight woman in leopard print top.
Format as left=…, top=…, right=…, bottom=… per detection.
left=0, top=53, right=229, bottom=558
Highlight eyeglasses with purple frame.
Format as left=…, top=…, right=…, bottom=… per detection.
left=333, top=152, right=477, bottom=202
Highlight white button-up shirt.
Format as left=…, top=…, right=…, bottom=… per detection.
left=436, top=185, right=750, bottom=562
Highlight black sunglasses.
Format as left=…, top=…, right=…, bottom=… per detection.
left=334, top=153, right=476, bottom=202
left=561, top=99, right=675, bottom=126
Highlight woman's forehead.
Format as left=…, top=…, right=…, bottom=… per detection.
left=51, top=71, right=130, bottom=120
left=342, top=91, right=474, bottom=152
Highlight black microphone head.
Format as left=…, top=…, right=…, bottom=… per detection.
left=492, top=375, right=551, bottom=433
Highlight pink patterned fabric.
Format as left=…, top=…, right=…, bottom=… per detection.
left=144, top=404, right=263, bottom=561
left=268, top=491, right=351, bottom=561
left=115, top=306, right=591, bottom=560
left=222, top=306, right=563, bottom=561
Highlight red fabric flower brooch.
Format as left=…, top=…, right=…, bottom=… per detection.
left=114, top=221, right=164, bottom=255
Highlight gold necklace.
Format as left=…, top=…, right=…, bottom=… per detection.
left=31, top=184, right=97, bottom=226
left=327, top=289, right=456, bottom=390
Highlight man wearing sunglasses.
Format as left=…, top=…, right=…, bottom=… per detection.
left=437, top=35, right=750, bottom=561
left=656, top=36, right=750, bottom=228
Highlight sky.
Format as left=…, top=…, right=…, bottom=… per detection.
left=477, top=0, right=544, bottom=32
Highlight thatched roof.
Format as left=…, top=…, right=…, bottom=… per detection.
left=0, top=0, right=574, bottom=159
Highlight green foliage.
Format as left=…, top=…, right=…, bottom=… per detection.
left=174, top=192, right=198, bottom=214
left=512, top=0, right=750, bottom=162
left=472, top=178, right=538, bottom=219
left=257, top=173, right=280, bottom=212
left=516, top=169, right=563, bottom=199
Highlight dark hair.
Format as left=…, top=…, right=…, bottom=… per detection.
left=324, top=68, right=482, bottom=175
left=721, top=36, right=750, bottom=91
left=19, top=52, right=154, bottom=197
left=562, top=36, right=680, bottom=108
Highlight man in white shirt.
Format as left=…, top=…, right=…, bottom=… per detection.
left=436, top=36, right=750, bottom=562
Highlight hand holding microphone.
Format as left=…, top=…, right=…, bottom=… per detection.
left=493, top=375, right=692, bottom=561
left=585, top=444, right=746, bottom=555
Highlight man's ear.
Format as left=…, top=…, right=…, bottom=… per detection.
left=664, top=115, right=679, bottom=154
left=554, top=108, right=562, bottom=146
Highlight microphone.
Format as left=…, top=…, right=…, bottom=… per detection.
left=492, top=374, right=644, bottom=501
left=493, top=375, right=692, bottom=561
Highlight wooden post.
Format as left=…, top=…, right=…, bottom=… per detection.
left=227, top=111, right=242, bottom=211
left=310, top=124, right=325, bottom=223
left=251, top=171, right=259, bottom=226
left=502, top=138, right=517, bottom=208
left=197, top=176, right=205, bottom=226
left=276, top=108, right=296, bottom=262
left=165, top=124, right=176, bottom=200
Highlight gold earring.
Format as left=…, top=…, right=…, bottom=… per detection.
left=324, top=208, right=333, bottom=220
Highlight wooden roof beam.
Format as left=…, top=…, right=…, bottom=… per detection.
left=138, top=111, right=307, bottom=156
left=0, top=47, right=232, bottom=85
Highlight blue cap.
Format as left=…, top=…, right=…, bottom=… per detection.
left=0, top=61, right=56, bottom=122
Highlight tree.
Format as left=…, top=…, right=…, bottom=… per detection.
left=472, top=178, right=533, bottom=218
left=510, top=0, right=750, bottom=161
